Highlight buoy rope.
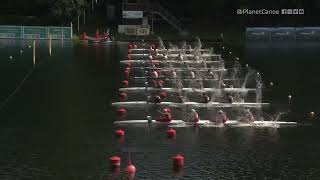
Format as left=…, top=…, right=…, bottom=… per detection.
left=0, top=52, right=50, bottom=112
left=0, top=68, right=34, bottom=111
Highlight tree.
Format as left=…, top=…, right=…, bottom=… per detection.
left=50, top=0, right=88, bottom=21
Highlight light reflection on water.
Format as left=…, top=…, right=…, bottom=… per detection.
left=0, top=40, right=319, bottom=179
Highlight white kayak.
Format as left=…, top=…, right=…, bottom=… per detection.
left=112, top=101, right=270, bottom=108
left=119, top=87, right=256, bottom=93
left=113, top=120, right=210, bottom=125
left=132, top=67, right=224, bottom=70
left=130, top=48, right=212, bottom=53
left=120, top=60, right=221, bottom=64
left=133, top=68, right=227, bottom=73
left=132, top=77, right=240, bottom=81
left=113, top=119, right=297, bottom=127
left=129, top=54, right=221, bottom=58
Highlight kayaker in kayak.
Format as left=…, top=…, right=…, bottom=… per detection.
left=216, top=110, right=228, bottom=124
left=240, top=109, right=254, bottom=123
left=154, top=95, right=161, bottom=104
left=157, top=108, right=172, bottom=122
left=189, top=109, right=200, bottom=123
left=202, top=93, right=210, bottom=103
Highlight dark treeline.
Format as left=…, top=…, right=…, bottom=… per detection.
left=1, top=0, right=320, bottom=27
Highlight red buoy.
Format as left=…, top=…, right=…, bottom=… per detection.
left=166, top=128, right=176, bottom=138
left=172, top=154, right=184, bottom=167
left=124, top=70, right=130, bottom=79
left=128, top=49, right=132, bottom=54
left=115, top=129, right=125, bottom=137
left=116, top=108, right=127, bottom=116
left=125, top=164, right=136, bottom=174
left=128, top=44, right=133, bottom=49
left=119, top=92, right=128, bottom=102
left=125, top=63, right=131, bottom=68
left=122, top=80, right=129, bottom=87
left=109, top=156, right=121, bottom=167
left=127, top=54, right=131, bottom=60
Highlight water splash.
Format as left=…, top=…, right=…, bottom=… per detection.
left=157, top=37, right=165, bottom=49
left=255, top=72, right=263, bottom=103
left=194, top=37, right=202, bottom=50
left=231, top=60, right=241, bottom=80
left=241, top=67, right=255, bottom=89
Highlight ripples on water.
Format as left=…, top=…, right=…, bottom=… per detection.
left=0, top=40, right=320, bottom=179
left=103, top=126, right=320, bottom=179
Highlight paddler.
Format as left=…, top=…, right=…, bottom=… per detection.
left=156, top=80, right=164, bottom=89
left=189, top=109, right=200, bottom=123
left=190, top=70, right=195, bottom=79
left=209, top=70, right=214, bottom=79
left=145, top=82, right=149, bottom=92
left=177, top=95, right=184, bottom=103
left=171, top=70, right=177, bottom=79
left=154, top=95, right=162, bottom=104
left=202, top=93, right=210, bottom=103
left=150, top=70, right=159, bottom=87
left=147, top=115, right=152, bottom=127
left=184, top=62, right=190, bottom=69
left=150, top=70, right=159, bottom=78
left=157, top=108, right=172, bottom=122
left=216, top=110, right=228, bottom=124
left=240, top=109, right=254, bottom=123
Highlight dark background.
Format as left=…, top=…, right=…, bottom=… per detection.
left=1, top=0, right=320, bottom=28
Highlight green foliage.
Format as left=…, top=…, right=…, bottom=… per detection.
left=50, top=0, right=88, bottom=20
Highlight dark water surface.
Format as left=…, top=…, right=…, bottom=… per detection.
left=0, top=40, right=320, bottom=179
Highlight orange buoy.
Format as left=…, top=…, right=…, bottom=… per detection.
left=122, top=80, right=129, bottom=87
left=166, top=128, right=176, bottom=138
left=116, top=108, right=127, bottom=116
left=109, top=156, right=121, bottom=167
left=115, top=129, right=125, bottom=137
left=172, top=154, right=184, bottom=167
